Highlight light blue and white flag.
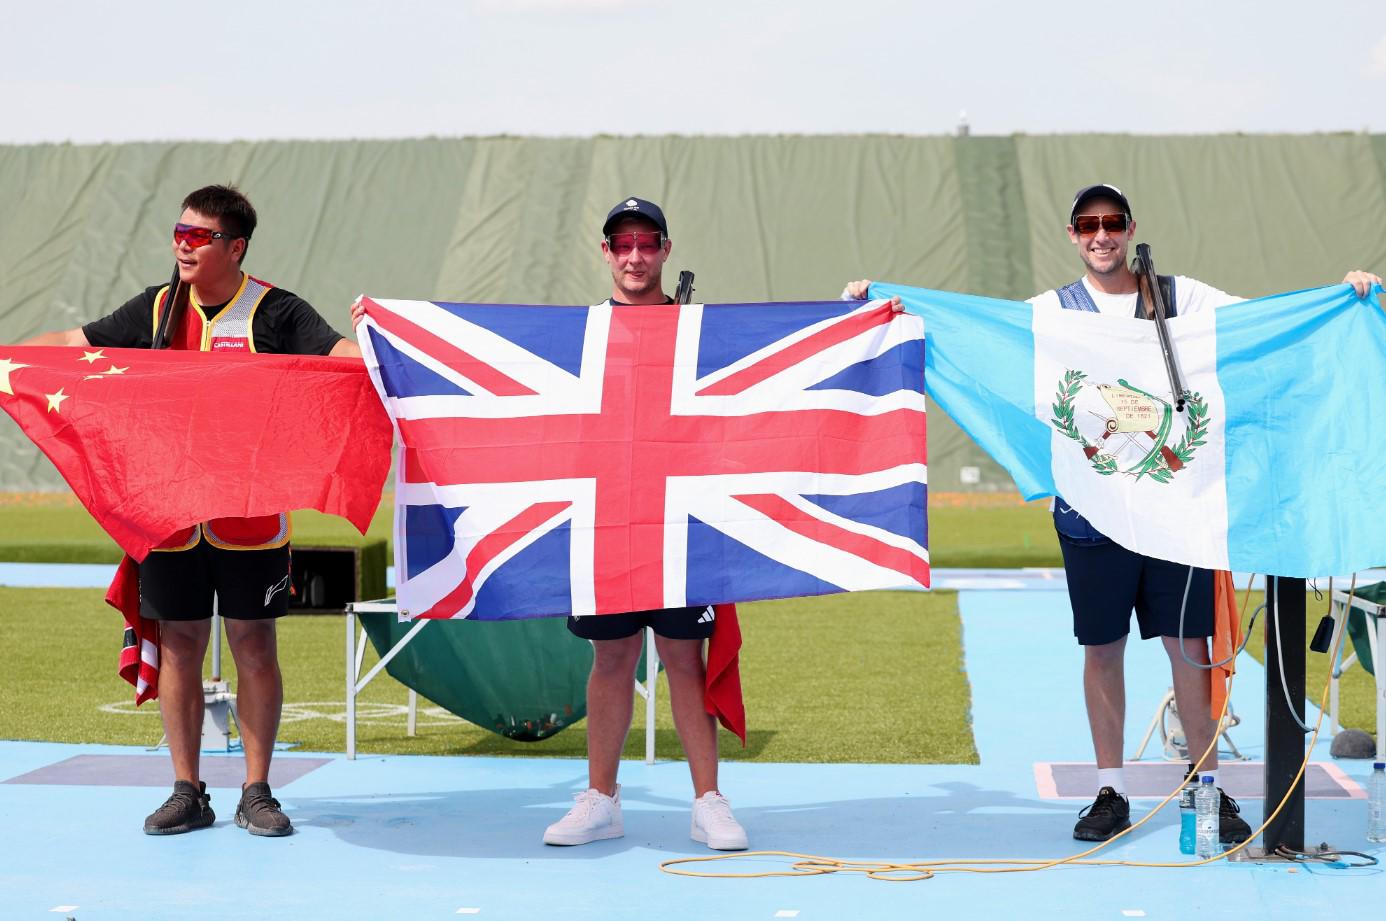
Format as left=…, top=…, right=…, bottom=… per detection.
left=874, top=281, right=1386, bottom=578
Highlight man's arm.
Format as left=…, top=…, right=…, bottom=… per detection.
left=328, top=338, right=361, bottom=358
left=18, top=328, right=90, bottom=347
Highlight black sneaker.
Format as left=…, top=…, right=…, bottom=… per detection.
left=1218, top=789, right=1252, bottom=845
left=1073, top=786, right=1131, bottom=841
left=234, top=781, right=293, bottom=837
left=143, top=780, right=215, bottom=835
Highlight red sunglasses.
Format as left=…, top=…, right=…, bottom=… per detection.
left=1072, top=213, right=1130, bottom=235
left=173, top=222, right=234, bottom=249
left=605, top=231, right=664, bottom=256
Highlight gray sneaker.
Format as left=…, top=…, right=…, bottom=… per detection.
left=143, top=780, right=215, bottom=835
left=234, top=782, right=293, bottom=837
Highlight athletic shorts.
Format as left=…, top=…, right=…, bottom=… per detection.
left=566, top=605, right=715, bottom=641
left=1058, top=535, right=1213, bottom=646
left=139, top=541, right=291, bottom=622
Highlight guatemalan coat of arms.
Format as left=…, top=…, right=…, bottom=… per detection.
left=1050, top=371, right=1208, bottom=483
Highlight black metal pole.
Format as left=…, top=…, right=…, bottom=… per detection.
left=1263, top=575, right=1306, bottom=853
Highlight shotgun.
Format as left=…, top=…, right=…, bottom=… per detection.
left=151, top=263, right=189, bottom=351
left=1131, top=243, right=1186, bottom=413
left=674, top=271, right=695, bottom=305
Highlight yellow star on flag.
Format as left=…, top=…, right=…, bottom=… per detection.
left=78, top=350, right=106, bottom=364
left=0, top=357, right=30, bottom=396
left=46, top=388, right=69, bottom=413
left=103, top=365, right=129, bottom=376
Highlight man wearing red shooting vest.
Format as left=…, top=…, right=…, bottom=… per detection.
left=25, top=184, right=361, bottom=837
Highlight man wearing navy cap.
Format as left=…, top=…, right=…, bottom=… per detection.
left=541, top=197, right=748, bottom=851
left=844, top=184, right=1379, bottom=844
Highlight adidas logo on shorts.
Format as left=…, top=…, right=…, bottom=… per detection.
left=696, top=607, right=715, bottom=624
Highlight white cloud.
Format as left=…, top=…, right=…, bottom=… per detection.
left=1368, top=34, right=1386, bottom=76
left=472, top=0, right=645, bottom=11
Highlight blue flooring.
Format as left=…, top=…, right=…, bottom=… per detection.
left=2, top=585, right=1384, bottom=919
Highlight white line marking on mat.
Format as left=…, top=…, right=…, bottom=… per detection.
left=49, top=909, right=79, bottom=914
left=456, top=910, right=481, bottom=916
left=774, top=912, right=801, bottom=919
left=1121, top=912, right=1146, bottom=918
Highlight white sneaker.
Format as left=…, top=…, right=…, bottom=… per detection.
left=543, top=785, right=624, bottom=846
left=690, top=791, right=748, bottom=850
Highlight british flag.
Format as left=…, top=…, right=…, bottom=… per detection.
left=358, top=297, right=928, bottom=620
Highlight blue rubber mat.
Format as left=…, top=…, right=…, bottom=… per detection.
left=2, top=586, right=1384, bottom=919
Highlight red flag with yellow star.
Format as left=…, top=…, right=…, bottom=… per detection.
left=0, top=346, right=392, bottom=559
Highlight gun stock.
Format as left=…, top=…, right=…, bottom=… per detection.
left=151, top=264, right=188, bottom=351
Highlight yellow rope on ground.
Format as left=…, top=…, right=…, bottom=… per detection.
left=661, top=576, right=1357, bottom=881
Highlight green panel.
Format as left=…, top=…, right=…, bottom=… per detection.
left=954, top=135, right=1033, bottom=299
left=1372, top=135, right=1386, bottom=224
left=359, top=612, right=656, bottom=741
left=1017, top=134, right=1386, bottom=298
left=4, top=134, right=1386, bottom=493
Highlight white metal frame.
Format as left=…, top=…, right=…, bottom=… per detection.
left=1327, top=588, right=1386, bottom=762
left=1131, top=685, right=1247, bottom=762
left=344, top=600, right=660, bottom=762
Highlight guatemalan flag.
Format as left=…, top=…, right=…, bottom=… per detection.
left=357, top=297, right=929, bottom=621
left=874, top=281, right=1386, bottom=578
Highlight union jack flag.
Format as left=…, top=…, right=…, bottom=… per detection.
left=358, top=297, right=928, bottom=620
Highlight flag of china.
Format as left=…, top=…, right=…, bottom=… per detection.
left=0, top=346, right=392, bottom=559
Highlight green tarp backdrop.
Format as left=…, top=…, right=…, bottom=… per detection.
left=4, top=133, right=1386, bottom=494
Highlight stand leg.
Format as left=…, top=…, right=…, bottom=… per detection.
left=1263, top=576, right=1305, bottom=853
left=346, top=609, right=357, bottom=760
left=645, top=626, right=658, bottom=765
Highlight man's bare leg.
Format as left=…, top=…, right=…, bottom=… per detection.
left=1164, top=635, right=1218, bottom=772
left=225, top=619, right=282, bottom=785
left=655, top=635, right=718, bottom=796
left=1084, top=636, right=1128, bottom=769
left=585, top=634, right=643, bottom=795
left=157, top=619, right=213, bottom=784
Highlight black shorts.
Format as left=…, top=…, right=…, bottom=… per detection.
left=566, top=606, right=715, bottom=641
left=1058, top=535, right=1213, bottom=646
left=139, top=541, right=291, bottom=622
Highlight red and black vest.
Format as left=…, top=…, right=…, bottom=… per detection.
left=149, top=273, right=291, bottom=552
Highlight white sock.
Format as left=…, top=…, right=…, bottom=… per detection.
left=1097, top=768, right=1126, bottom=795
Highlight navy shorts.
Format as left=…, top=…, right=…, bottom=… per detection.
left=566, top=606, right=715, bottom=641
left=139, top=542, right=291, bottom=622
left=1058, top=535, right=1213, bottom=646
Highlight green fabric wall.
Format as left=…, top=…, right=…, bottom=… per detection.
left=3, top=134, right=1384, bottom=492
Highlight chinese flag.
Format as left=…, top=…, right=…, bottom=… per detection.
left=0, top=346, right=392, bottom=559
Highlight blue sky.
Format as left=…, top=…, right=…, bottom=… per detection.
left=3, top=0, right=1382, bottom=142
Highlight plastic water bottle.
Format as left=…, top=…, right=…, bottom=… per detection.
left=1369, top=762, right=1386, bottom=843
left=1195, top=775, right=1219, bottom=857
left=1178, top=776, right=1197, bottom=855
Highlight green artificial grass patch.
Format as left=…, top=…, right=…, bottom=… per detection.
left=0, top=495, right=1061, bottom=569
left=0, top=587, right=976, bottom=765
left=0, top=502, right=396, bottom=564
left=1238, top=588, right=1379, bottom=736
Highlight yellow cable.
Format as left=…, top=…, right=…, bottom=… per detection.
left=661, top=576, right=1360, bottom=881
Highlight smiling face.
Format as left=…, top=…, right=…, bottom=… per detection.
left=1067, top=196, right=1136, bottom=282
left=172, top=207, right=246, bottom=290
left=602, top=215, right=671, bottom=304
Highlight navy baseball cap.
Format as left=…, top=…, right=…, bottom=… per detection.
left=602, top=197, right=668, bottom=236
left=1069, top=183, right=1132, bottom=223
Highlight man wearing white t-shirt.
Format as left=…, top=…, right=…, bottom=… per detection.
left=843, top=182, right=1380, bottom=844
left=1030, top=184, right=1250, bottom=844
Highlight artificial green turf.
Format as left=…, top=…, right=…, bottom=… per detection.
left=0, top=504, right=395, bottom=564
left=1237, top=589, right=1379, bottom=735
left=928, top=504, right=1060, bottom=568
left=0, top=587, right=977, bottom=765
left=0, top=499, right=1063, bottom=568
